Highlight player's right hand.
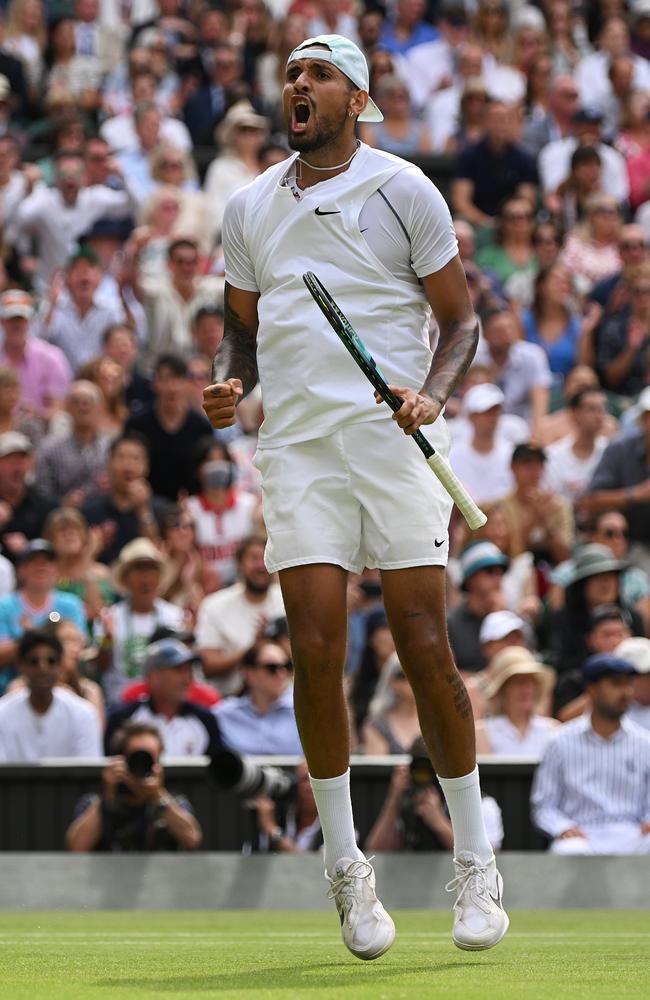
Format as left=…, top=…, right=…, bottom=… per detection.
left=202, top=378, right=243, bottom=429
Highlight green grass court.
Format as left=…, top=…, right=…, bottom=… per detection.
left=2, top=910, right=648, bottom=999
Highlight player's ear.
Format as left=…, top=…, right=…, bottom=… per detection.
left=349, top=89, right=367, bottom=119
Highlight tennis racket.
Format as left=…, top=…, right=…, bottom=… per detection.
left=302, top=271, right=487, bottom=530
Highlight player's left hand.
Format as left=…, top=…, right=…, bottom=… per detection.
left=374, top=387, right=441, bottom=435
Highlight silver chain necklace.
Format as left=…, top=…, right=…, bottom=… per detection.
left=297, top=140, right=360, bottom=173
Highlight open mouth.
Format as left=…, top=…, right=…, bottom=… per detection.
left=291, top=97, right=311, bottom=132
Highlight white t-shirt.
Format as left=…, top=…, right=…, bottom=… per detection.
left=223, top=146, right=458, bottom=447
left=185, top=491, right=257, bottom=586
left=543, top=434, right=608, bottom=501
left=0, top=687, right=102, bottom=761
left=195, top=581, right=285, bottom=693
left=102, top=598, right=185, bottom=704
left=450, top=438, right=515, bottom=505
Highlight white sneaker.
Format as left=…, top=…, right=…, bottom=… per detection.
left=445, top=852, right=509, bottom=951
left=326, top=856, right=396, bottom=961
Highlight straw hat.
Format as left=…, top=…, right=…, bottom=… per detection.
left=111, top=537, right=165, bottom=591
left=216, top=101, right=269, bottom=146
left=482, top=646, right=555, bottom=702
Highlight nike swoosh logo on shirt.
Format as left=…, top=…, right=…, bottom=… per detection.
left=315, top=207, right=341, bottom=216
left=434, top=538, right=445, bottom=548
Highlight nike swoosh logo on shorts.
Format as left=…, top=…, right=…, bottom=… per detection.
left=315, top=207, right=341, bottom=216
left=434, top=538, right=445, bottom=547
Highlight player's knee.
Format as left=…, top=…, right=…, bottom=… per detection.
left=290, top=630, right=345, bottom=675
left=393, top=620, right=452, bottom=671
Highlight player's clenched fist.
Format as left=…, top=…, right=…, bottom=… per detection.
left=202, top=378, right=243, bottom=428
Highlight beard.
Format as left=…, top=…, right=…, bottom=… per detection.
left=287, top=109, right=348, bottom=154
left=244, top=575, right=271, bottom=595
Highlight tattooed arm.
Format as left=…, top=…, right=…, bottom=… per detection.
left=375, top=255, right=479, bottom=435
left=203, top=281, right=260, bottom=429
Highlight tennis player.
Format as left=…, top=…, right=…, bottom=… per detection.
left=203, top=34, right=509, bottom=958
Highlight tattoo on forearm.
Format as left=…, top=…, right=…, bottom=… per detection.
left=211, top=283, right=259, bottom=397
left=445, top=670, right=473, bottom=721
left=423, top=316, right=480, bottom=406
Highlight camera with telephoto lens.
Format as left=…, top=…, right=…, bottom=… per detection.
left=209, top=748, right=296, bottom=802
left=400, top=745, right=446, bottom=851
left=126, top=748, right=155, bottom=779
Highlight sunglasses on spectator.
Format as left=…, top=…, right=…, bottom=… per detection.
left=621, top=241, right=646, bottom=250
left=161, top=159, right=184, bottom=168
left=253, top=660, right=292, bottom=674
left=25, top=654, right=59, bottom=667
left=601, top=527, right=628, bottom=539
left=504, top=211, right=533, bottom=221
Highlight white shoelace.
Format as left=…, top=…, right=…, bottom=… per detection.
left=445, top=858, right=493, bottom=915
left=327, top=857, right=375, bottom=907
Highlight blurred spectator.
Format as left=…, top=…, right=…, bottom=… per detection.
left=581, top=386, right=650, bottom=569
left=34, top=381, right=110, bottom=504
left=380, top=0, right=437, bottom=56
left=81, top=431, right=167, bottom=565
left=185, top=437, right=257, bottom=587
left=556, top=145, right=603, bottom=231
left=452, top=99, right=538, bottom=231
left=73, top=0, right=123, bottom=75
left=255, top=13, right=309, bottom=109
left=102, top=323, right=154, bottom=418
left=478, top=610, right=528, bottom=664
left=350, top=609, right=396, bottom=735
left=403, top=6, right=472, bottom=113
left=125, top=353, right=210, bottom=502
left=0, top=628, right=102, bottom=761
left=78, top=356, right=128, bottom=438
left=450, top=383, right=514, bottom=505
left=448, top=368, right=529, bottom=449
left=0, top=540, right=86, bottom=696
left=365, top=737, right=503, bottom=852
left=531, top=654, right=650, bottom=855
left=522, top=265, right=581, bottom=384
left=0, top=431, right=57, bottom=561
left=597, top=261, right=650, bottom=396
left=116, top=101, right=164, bottom=204
left=495, top=443, right=573, bottom=566
left=542, top=387, right=608, bottom=502
left=252, top=760, right=322, bottom=853
left=101, top=74, right=192, bottom=154
left=134, top=236, right=223, bottom=366
left=540, top=108, right=629, bottom=214
left=146, top=145, right=211, bottom=251
left=560, top=193, right=623, bottom=294
left=66, top=720, right=202, bottom=851
left=0, top=134, right=29, bottom=229
left=0, top=15, right=30, bottom=122
left=616, top=637, right=650, bottom=731
left=43, top=15, right=102, bottom=111
left=429, top=64, right=488, bottom=154
left=361, top=74, right=431, bottom=155
left=470, top=0, right=509, bottom=63
left=182, top=42, right=245, bottom=146
left=447, top=541, right=508, bottom=673
left=474, top=308, right=551, bottom=435
left=105, top=637, right=223, bottom=756
left=214, top=638, right=301, bottom=755
left=98, top=537, right=184, bottom=705
left=0, top=289, right=72, bottom=422
left=538, top=364, right=618, bottom=446
left=361, top=652, right=420, bottom=755
left=575, top=16, right=650, bottom=114
left=521, top=74, right=580, bottom=158
left=203, top=101, right=269, bottom=242
left=36, top=247, right=129, bottom=373
left=196, top=534, right=284, bottom=695
left=44, top=506, right=114, bottom=619
left=589, top=224, right=648, bottom=315
left=190, top=304, right=223, bottom=360
left=3, top=0, right=47, bottom=97
left=158, top=504, right=207, bottom=617
left=475, top=646, right=558, bottom=756
left=8, top=150, right=133, bottom=293
left=600, top=54, right=636, bottom=143
left=475, top=196, right=537, bottom=292
left=545, top=544, right=643, bottom=674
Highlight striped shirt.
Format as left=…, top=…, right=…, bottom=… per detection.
left=531, top=714, right=650, bottom=838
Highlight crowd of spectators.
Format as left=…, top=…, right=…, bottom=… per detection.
left=0, top=0, right=648, bottom=855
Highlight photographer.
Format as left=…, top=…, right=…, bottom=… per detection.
left=365, top=738, right=503, bottom=853
left=65, top=721, right=202, bottom=851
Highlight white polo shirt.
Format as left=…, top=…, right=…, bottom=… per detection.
left=0, top=687, right=102, bottom=761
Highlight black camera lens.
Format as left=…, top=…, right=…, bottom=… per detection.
left=126, top=749, right=155, bottom=779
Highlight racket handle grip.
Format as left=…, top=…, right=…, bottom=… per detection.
left=427, top=452, right=487, bottom=530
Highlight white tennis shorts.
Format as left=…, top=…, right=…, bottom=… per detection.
left=254, top=416, right=453, bottom=574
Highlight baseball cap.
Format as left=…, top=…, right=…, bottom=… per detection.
left=16, top=539, right=55, bottom=565
left=66, top=245, right=100, bottom=269
left=0, top=430, right=33, bottom=458
left=582, top=653, right=637, bottom=684
left=587, top=603, right=633, bottom=631
left=464, top=383, right=504, bottom=415
left=144, top=638, right=200, bottom=673
left=512, top=442, right=546, bottom=464
left=459, top=541, right=509, bottom=588
left=287, top=34, right=384, bottom=123
left=614, top=637, right=650, bottom=674
left=0, top=289, right=34, bottom=320
left=573, top=107, right=603, bottom=125
left=479, top=610, right=525, bottom=644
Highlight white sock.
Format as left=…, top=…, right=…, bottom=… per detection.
left=309, top=769, right=365, bottom=876
left=437, top=766, right=494, bottom=864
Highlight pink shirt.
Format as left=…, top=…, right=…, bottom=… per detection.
left=0, top=336, right=72, bottom=413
